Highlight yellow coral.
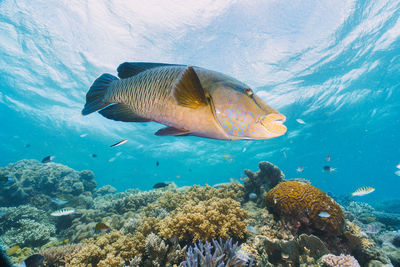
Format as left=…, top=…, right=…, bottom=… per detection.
left=159, top=197, right=248, bottom=242
left=265, top=181, right=344, bottom=236
left=156, top=184, right=245, bottom=211
left=40, top=231, right=145, bottom=267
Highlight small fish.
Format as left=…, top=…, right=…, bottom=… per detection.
left=296, top=118, right=306, bottom=124
left=318, top=211, right=330, bottom=218
left=22, top=254, right=44, bottom=267
left=108, top=157, right=116, bottom=162
left=249, top=193, right=257, bottom=200
left=282, top=151, right=287, bottom=159
left=81, top=62, right=287, bottom=140
left=224, top=154, right=233, bottom=162
left=6, top=245, right=20, bottom=255
left=153, top=182, right=171, bottom=189
left=395, top=170, right=400, bottom=176
left=352, top=186, right=375, bottom=196
left=156, top=161, right=159, bottom=166
left=91, top=154, right=97, bottom=158
left=110, top=139, right=128, bottom=147
left=363, top=222, right=382, bottom=234
left=51, top=198, right=68, bottom=205
left=50, top=208, right=75, bottom=216
left=239, top=174, right=246, bottom=181
left=242, top=147, right=247, bottom=152
left=326, top=154, right=331, bottom=162
left=80, top=133, right=88, bottom=138
left=41, top=155, right=55, bottom=163
left=296, top=166, right=304, bottom=172
left=247, top=225, right=259, bottom=234
left=94, top=222, right=109, bottom=234
left=396, top=163, right=400, bottom=169
left=323, top=165, right=336, bottom=172
left=0, top=175, right=13, bottom=182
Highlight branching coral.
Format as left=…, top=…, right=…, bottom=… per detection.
left=181, top=238, right=253, bottom=267
left=159, top=197, right=248, bottom=243
left=156, top=183, right=245, bottom=212
left=265, top=181, right=344, bottom=236
left=43, top=231, right=146, bottom=266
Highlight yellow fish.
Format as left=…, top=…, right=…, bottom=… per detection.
left=6, top=245, right=20, bottom=255
left=82, top=63, right=287, bottom=140
left=352, top=186, right=375, bottom=196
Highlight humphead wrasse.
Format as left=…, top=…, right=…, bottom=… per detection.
left=82, top=62, right=287, bottom=140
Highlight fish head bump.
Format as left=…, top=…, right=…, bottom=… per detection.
left=209, top=84, right=287, bottom=140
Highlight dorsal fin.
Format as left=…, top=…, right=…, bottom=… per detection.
left=117, top=62, right=183, bottom=79
left=172, top=66, right=208, bottom=109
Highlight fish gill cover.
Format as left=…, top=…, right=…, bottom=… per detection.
left=0, top=0, right=400, bottom=266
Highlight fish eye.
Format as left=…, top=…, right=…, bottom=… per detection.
left=244, top=88, right=253, bottom=96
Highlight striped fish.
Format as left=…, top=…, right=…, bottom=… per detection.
left=51, top=208, right=75, bottom=216
left=82, top=62, right=287, bottom=140
left=351, top=186, right=375, bottom=196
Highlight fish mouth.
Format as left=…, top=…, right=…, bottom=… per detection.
left=260, top=113, right=287, bottom=136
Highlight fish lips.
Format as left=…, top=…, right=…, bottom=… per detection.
left=260, top=113, right=287, bottom=137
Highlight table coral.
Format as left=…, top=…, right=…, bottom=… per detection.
left=243, top=161, right=284, bottom=204
left=265, top=181, right=345, bottom=237
left=159, top=197, right=248, bottom=243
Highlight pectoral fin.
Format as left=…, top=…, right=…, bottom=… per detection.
left=155, top=126, right=190, bottom=136
left=172, top=66, right=208, bottom=109
left=99, top=104, right=151, bottom=122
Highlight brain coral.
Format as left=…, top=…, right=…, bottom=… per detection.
left=159, top=197, right=248, bottom=243
left=265, top=181, right=344, bottom=236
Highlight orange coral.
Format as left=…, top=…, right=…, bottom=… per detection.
left=265, top=181, right=344, bottom=236
left=159, top=197, right=248, bottom=242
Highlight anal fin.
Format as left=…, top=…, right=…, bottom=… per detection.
left=155, top=126, right=190, bottom=136
left=99, top=104, right=150, bottom=122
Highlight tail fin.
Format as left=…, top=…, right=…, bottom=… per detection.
left=82, top=74, right=118, bottom=115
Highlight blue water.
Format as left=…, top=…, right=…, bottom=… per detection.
left=1, top=0, right=399, bottom=202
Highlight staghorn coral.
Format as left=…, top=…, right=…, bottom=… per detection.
left=243, top=161, right=284, bottom=204
left=159, top=197, right=248, bottom=243
left=181, top=238, right=253, bottom=267
left=0, top=159, right=96, bottom=206
left=320, top=254, right=360, bottom=267
left=41, top=243, right=85, bottom=266
left=265, top=181, right=345, bottom=236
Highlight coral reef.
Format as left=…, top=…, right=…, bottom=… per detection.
left=243, top=161, right=284, bottom=204
left=0, top=160, right=96, bottom=206
left=181, top=238, right=253, bottom=267
left=265, top=181, right=345, bottom=236
left=2, top=159, right=399, bottom=266
left=159, top=197, right=248, bottom=243
left=320, top=254, right=360, bottom=267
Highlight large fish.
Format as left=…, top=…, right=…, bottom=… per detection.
left=82, top=62, right=287, bottom=140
